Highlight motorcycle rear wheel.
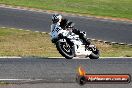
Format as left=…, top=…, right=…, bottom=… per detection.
left=89, top=49, right=99, bottom=59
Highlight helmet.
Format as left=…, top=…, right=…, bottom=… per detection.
left=52, top=14, right=62, bottom=23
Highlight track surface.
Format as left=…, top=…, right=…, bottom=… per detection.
left=1, top=83, right=131, bottom=88
left=0, top=6, right=132, bottom=88
left=0, top=7, right=132, bottom=44
left=0, top=57, right=132, bottom=88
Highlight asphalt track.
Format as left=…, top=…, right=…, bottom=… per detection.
left=0, top=57, right=132, bottom=88
left=0, top=7, right=132, bottom=44
left=0, top=6, right=132, bottom=88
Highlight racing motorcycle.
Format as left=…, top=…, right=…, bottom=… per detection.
left=50, top=23, right=99, bottom=59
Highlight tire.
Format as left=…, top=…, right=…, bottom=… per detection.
left=89, top=49, right=99, bottom=59
left=56, top=40, right=74, bottom=59
left=76, top=76, right=86, bottom=85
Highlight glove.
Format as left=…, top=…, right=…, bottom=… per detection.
left=72, top=28, right=80, bottom=35
left=58, top=34, right=63, bottom=39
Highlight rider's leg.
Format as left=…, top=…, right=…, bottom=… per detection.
left=72, top=28, right=90, bottom=45
left=79, top=33, right=90, bottom=45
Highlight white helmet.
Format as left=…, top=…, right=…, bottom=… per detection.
left=52, top=14, right=62, bottom=23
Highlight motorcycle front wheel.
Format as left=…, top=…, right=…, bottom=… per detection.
left=56, top=40, right=74, bottom=59
left=89, top=49, right=99, bottom=59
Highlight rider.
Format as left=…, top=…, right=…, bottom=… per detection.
left=51, top=14, right=90, bottom=46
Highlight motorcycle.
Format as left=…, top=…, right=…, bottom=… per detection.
left=50, top=24, right=99, bottom=59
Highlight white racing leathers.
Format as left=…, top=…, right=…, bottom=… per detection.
left=50, top=22, right=94, bottom=57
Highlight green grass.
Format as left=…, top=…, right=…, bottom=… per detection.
left=95, top=42, right=132, bottom=57
left=0, top=0, right=132, bottom=19
left=0, top=28, right=61, bottom=57
left=0, top=27, right=132, bottom=57
left=0, top=81, right=9, bottom=85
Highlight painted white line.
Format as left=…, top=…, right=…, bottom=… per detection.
left=98, top=40, right=103, bottom=42
left=100, top=57, right=132, bottom=59
left=35, top=31, right=39, bottom=32
left=42, top=32, right=46, bottom=34
left=10, top=28, right=15, bottom=29
left=49, top=57, right=63, bottom=58
left=25, top=30, right=30, bottom=31
left=49, top=57, right=89, bottom=59
left=18, top=29, right=23, bottom=30
left=111, top=42, right=118, bottom=44
left=0, top=79, right=44, bottom=82
left=1, top=27, right=6, bottom=28
left=73, top=57, right=89, bottom=59
left=0, top=56, right=131, bottom=59
left=91, top=39, right=96, bottom=41
left=0, top=79, right=45, bottom=81
left=73, top=57, right=132, bottom=59
left=8, top=6, right=12, bottom=8
left=0, top=57, right=22, bottom=59
left=49, top=57, right=132, bottom=59
left=0, top=79, right=30, bottom=81
left=119, top=43, right=126, bottom=45
left=104, top=41, right=110, bottom=43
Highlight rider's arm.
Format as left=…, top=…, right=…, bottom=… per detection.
left=51, top=24, right=62, bottom=33
left=50, top=24, right=63, bottom=40
left=72, top=28, right=80, bottom=35
left=60, top=18, right=68, bottom=29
